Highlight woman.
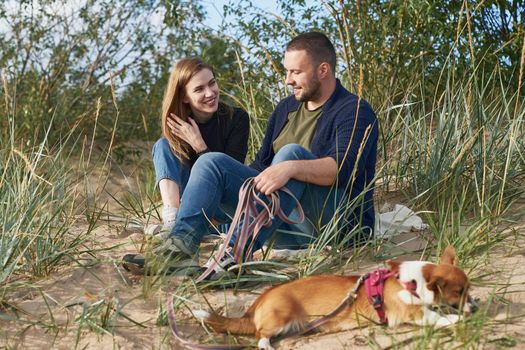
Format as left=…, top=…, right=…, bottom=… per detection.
left=147, top=57, right=250, bottom=235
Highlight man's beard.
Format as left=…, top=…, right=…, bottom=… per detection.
left=295, top=77, right=322, bottom=102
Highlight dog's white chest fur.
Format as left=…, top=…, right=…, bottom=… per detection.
left=397, top=261, right=435, bottom=305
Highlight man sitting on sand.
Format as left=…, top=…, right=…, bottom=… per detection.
left=124, top=31, right=378, bottom=277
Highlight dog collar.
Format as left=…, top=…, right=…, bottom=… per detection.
left=364, top=268, right=398, bottom=324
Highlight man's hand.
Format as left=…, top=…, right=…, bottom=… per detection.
left=167, top=113, right=207, bottom=153
left=253, top=161, right=295, bottom=195
left=254, top=157, right=338, bottom=195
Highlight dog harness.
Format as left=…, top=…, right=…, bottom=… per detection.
left=364, top=268, right=398, bottom=324
left=364, top=269, right=421, bottom=324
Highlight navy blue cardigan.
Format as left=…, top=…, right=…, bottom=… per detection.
left=250, top=80, right=378, bottom=234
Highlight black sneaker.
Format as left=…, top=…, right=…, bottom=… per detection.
left=122, top=237, right=200, bottom=275
left=202, top=245, right=238, bottom=281
left=153, top=236, right=196, bottom=258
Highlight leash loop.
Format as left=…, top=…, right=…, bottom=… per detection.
left=196, top=177, right=304, bottom=282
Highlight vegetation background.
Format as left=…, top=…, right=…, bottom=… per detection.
left=0, top=0, right=524, bottom=348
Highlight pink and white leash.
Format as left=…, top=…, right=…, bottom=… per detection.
left=195, top=177, right=305, bottom=282
left=168, top=177, right=305, bottom=348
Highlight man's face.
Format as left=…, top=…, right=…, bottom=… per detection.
left=283, top=50, right=321, bottom=102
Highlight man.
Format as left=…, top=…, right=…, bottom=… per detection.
left=123, top=32, right=378, bottom=276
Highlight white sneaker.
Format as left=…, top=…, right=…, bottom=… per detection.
left=144, top=205, right=178, bottom=237
left=144, top=221, right=175, bottom=239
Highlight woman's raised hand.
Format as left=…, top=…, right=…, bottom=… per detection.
left=168, top=113, right=208, bottom=153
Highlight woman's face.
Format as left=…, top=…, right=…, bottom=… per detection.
left=183, top=68, right=219, bottom=120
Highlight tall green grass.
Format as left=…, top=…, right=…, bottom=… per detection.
left=375, top=65, right=524, bottom=257
left=0, top=76, right=91, bottom=290
left=0, top=1, right=523, bottom=348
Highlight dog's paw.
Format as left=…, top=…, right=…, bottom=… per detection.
left=435, top=314, right=460, bottom=327
left=257, top=337, right=274, bottom=350
left=413, top=308, right=461, bottom=327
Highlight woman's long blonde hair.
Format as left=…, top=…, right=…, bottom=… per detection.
left=161, top=57, right=215, bottom=162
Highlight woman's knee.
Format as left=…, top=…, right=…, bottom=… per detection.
left=192, top=152, right=232, bottom=175
left=272, top=144, right=316, bottom=163
left=152, top=137, right=171, bottom=157
left=152, top=137, right=187, bottom=185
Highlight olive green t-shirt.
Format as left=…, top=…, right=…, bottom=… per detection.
left=272, top=102, right=323, bottom=153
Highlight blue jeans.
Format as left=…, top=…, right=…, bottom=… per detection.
left=152, top=138, right=231, bottom=225
left=152, top=138, right=191, bottom=191
left=170, top=144, right=346, bottom=254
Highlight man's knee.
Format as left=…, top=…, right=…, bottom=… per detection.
left=272, top=144, right=316, bottom=163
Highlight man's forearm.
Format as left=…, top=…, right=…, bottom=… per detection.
left=253, top=156, right=338, bottom=195
left=288, top=157, right=338, bottom=186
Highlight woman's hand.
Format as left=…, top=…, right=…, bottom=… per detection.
left=167, top=113, right=208, bottom=153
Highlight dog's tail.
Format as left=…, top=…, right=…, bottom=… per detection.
left=193, top=309, right=256, bottom=335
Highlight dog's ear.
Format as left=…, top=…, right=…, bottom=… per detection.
left=423, top=264, right=446, bottom=293
left=387, top=259, right=401, bottom=272
left=427, top=275, right=447, bottom=294
left=440, top=245, right=458, bottom=266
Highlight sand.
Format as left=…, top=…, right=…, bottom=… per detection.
left=1, top=160, right=524, bottom=350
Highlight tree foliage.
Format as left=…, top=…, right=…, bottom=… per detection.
left=0, top=0, right=522, bottom=148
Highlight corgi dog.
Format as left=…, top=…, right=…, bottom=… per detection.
left=194, top=246, right=476, bottom=350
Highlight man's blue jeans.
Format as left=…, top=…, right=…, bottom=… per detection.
left=169, top=143, right=345, bottom=254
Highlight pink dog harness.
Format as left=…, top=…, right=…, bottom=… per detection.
left=364, top=268, right=420, bottom=324
left=364, top=268, right=397, bottom=324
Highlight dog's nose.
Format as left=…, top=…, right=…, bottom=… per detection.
left=465, top=296, right=479, bottom=314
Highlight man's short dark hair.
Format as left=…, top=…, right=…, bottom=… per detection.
left=286, top=31, right=336, bottom=74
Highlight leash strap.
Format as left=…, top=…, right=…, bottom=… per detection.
left=167, top=274, right=370, bottom=348
left=168, top=270, right=401, bottom=348
left=196, top=177, right=304, bottom=282
left=279, top=273, right=370, bottom=340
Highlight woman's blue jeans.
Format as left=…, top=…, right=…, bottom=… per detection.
left=152, top=138, right=230, bottom=224
left=152, top=138, right=191, bottom=193
left=169, top=143, right=345, bottom=254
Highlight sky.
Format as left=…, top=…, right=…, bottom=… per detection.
left=203, top=0, right=280, bottom=31
left=0, top=0, right=290, bottom=89
left=0, top=1, right=284, bottom=36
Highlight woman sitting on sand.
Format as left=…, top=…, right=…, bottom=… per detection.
left=147, top=57, right=250, bottom=236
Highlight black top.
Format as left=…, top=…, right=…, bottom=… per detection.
left=190, top=104, right=250, bottom=164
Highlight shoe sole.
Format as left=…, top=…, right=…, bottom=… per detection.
left=121, top=253, right=201, bottom=276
